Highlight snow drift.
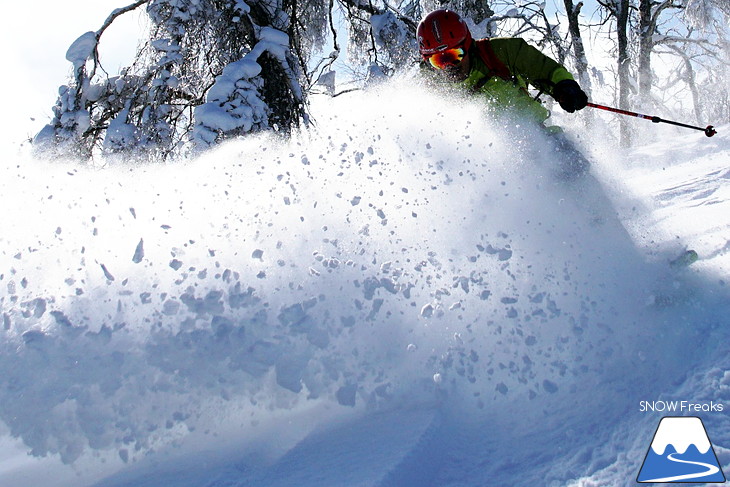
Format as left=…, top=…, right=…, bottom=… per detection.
left=1, top=80, right=728, bottom=486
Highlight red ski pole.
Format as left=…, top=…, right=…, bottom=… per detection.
left=586, top=102, right=717, bottom=138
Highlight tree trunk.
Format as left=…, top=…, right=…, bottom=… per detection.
left=638, top=0, right=653, bottom=101
left=563, top=0, right=591, bottom=95
left=616, top=0, right=631, bottom=145
left=667, top=45, right=702, bottom=124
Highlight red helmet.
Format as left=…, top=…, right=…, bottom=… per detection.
left=417, top=9, right=473, bottom=57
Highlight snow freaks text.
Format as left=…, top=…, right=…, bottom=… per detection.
left=639, top=401, right=724, bottom=413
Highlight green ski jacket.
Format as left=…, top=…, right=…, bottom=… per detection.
left=461, top=38, right=575, bottom=124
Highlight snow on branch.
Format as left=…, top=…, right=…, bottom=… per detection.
left=192, top=27, right=301, bottom=147
left=98, top=0, right=150, bottom=38
left=66, top=32, right=98, bottom=71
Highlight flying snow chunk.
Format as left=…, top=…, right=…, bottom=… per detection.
left=66, top=31, right=97, bottom=69
left=100, top=263, right=115, bottom=281
left=420, top=303, right=435, bottom=318
left=132, top=239, right=145, bottom=264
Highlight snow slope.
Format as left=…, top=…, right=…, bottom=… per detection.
left=0, top=81, right=729, bottom=486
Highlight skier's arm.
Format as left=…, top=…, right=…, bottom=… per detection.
left=489, top=38, right=574, bottom=96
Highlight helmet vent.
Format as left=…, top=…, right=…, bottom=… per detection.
left=431, top=21, right=442, bottom=43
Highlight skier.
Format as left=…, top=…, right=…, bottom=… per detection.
left=417, top=9, right=590, bottom=178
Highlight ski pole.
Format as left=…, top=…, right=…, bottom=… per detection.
left=586, top=102, right=717, bottom=137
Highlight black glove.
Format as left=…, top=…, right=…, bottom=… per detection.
left=553, top=79, right=588, bottom=113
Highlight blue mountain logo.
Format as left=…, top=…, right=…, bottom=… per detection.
left=637, top=416, right=726, bottom=483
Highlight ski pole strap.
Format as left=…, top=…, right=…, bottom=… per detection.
left=586, top=102, right=716, bottom=137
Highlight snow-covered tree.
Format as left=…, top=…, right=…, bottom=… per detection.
left=592, top=0, right=728, bottom=131
left=34, top=0, right=313, bottom=160
left=636, top=0, right=730, bottom=123
left=663, top=0, right=730, bottom=123
left=685, top=0, right=730, bottom=32
left=637, top=0, right=685, bottom=101
left=332, top=0, right=420, bottom=81
left=34, top=0, right=428, bottom=160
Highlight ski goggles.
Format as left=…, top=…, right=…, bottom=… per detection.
left=425, top=47, right=466, bottom=70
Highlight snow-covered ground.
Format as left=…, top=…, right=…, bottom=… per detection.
left=1, top=82, right=729, bottom=486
